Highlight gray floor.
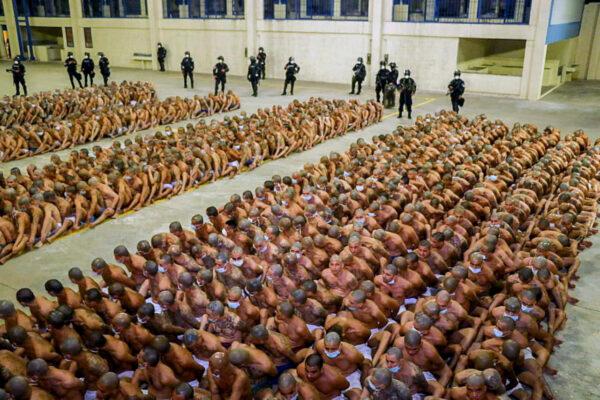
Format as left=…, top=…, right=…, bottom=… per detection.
left=1, top=62, right=600, bottom=399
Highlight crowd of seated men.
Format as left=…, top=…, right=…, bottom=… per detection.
left=0, top=98, right=382, bottom=263
left=0, top=110, right=596, bottom=400
left=0, top=82, right=241, bottom=162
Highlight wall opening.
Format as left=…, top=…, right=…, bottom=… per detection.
left=457, top=38, right=526, bottom=76
left=21, top=26, right=63, bottom=61
left=542, top=37, right=579, bottom=95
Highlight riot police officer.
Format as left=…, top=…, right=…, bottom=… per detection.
left=81, top=52, right=95, bottom=87
left=64, top=52, right=83, bottom=89
left=157, top=42, right=167, bottom=72
left=98, top=52, right=110, bottom=86
left=398, top=69, right=417, bottom=119
left=213, top=56, right=229, bottom=95
left=383, top=62, right=399, bottom=108
left=247, top=56, right=261, bottom=97
left=349, top=57, right=366, bottom=95
left=282, top=57, right=300, bottom=96
left=375, top=61, right=389, bottom=103
left=6, top=58, right=26, bottom=96
left=180, top=51, right=195, bottom=89
left=447, top=70, right=465, bottom=113
left=257, top=47, right=266, bottom=79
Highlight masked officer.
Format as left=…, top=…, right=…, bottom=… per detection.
left=181, top=51, right=195, bottom=89
left=212, top=56, right=229, bottom=95
left=157, top=42, right=167, bottom=72
left=64, top=52, right=83, bottom=89
left=447, top=70, right=465, bottom=113
left=282, top=57, right=300, bottom=96
left=257, top=47, right=267, bottom=79
left=383, top=62, right=399, bottom=108
left=375, top=61, right=389, bottom=103
left=349, top=57, right=366, bottom=95
left=398, top=70, right=417, bottom=119
left=81, top=52, right=95, bottom=87
left=98, top=52, right=110, bottom=86
left=247, top=56, right=261, bottom=97
left=6, top=58, right=26, bottom=96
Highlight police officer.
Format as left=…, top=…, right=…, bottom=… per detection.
left=6, top=58, right=26, bottom=96
left=383, top=62, right=399, bottom=108
left=98, top=52, right=110, bottom=86
left=212, top=56, right=229, bottom=95
left=282, top=57, right=300, bottom=96
left=157, top=42, right=167, bottom=72
left=349, top=57, right=366, bottom=95
left=247, top=56, right=261, bottom=97
left=448, top=70, right=465, bottom=113
left=64, top=52, right=83, bottom=89
left=81, top=52, right=95, bottom=87
left=180, top=51, right=194, bottom=89
left=398, top=69, right=416, bottom=119
left=375, top=61, right=389, bottom=103
left=257, top=47, right=266, bottom=79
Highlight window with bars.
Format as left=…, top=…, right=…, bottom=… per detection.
left=479, top=0, right=518, bottom=19
left=17, top=0, right=70, bottom=17
left=435, top=0, right=469, bottom=18
left=81, top=0, right=147, bottom=17
left=341, top=0, right=368, bottom=17
left=205, top=0, right=226, bottom=15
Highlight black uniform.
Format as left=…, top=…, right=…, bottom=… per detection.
left=81, top=57, right=95, bottom=87
left=448, top=77, right=465, bottom=113
left=99, top=55, right=110, bottom=86
left=7, top=61, right=27, bottom=96
left=64, top=57, right=83, bottom=89
left=181, top=56, right=195, bottom=89
left=247, top=59, right=261, bottom=96
left=384, top=67, right=399, bottom=108
left=350, top=62, right=366, bottom=94
left=212, top=61, right=229, bottom=94
left=375, top=66, right=389, bottom=103
left=398, top=76, right=417, bottom=118
left=157, top=45, right=167, bottom=71
left=282, top=61, right=300, bottom=95
left=257, top=50, right=266, bottom=79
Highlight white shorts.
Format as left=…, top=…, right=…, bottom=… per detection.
left=118, top=370, right=134, bottom=378
left=145, top=298, right=163, bottom=314
left=356, top=343, right=372, bottom=360
left=523, top=347, right=534, bottom=360
left=192, top=355, right=210, bottom=370
left=404, top=297, right=418, bottom=305
left=423, top=371, right=437, bottom=382
left=84, top=390, right=97, bottom=400
left=346, top=369, right=362, bottom=389
left=307, top=324, right=322, bottom=333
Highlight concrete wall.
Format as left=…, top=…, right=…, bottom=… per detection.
left=0, top=0, right=559, bottom=99
left=575, top=3, right=600, bottom=80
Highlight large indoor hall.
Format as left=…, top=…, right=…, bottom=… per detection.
left=0, top=0, right=599, bottom=399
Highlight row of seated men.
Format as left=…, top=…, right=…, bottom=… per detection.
left=0, top=82, right=240, bottom=162
left=0, top=97, right=382, bottom=263
left=0, top=110, right=596, bottom=399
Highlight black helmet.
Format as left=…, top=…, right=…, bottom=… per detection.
left=404, top=69, right=411, bottom=76
left=389, top=62, right=397, bottom=69
left=218, top=56, right=224, bottom=61
left=357, top=57, right=363, bottom=63
left=380, top=61, right=386, bottom=67
left=289, top=56, right=294, bottom=62
left=454, top=70, right=461, bottom=76
left=250, top=56, right=256, bottom=62
left=259, top=47, right=264, bottom=51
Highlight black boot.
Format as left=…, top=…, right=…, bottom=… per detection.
left=398, top=112, right=402, bottom=118
left=408, top=112, right=412, bottom=119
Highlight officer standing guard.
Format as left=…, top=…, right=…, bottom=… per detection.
left=447, top=70, right=465, bottom=113
left=375, top=61, right=389, bottom=103
left=282, top=57, right=300, bottom=96
left=6, top=58, right=26, bottom=96
left=212, top=56, right=229, bottom=95
left=98, top=52, right=110, bottom=86
left=157, top=43, right=167, bottom=72
left=81, top=52, right=95, bottom=87
left=349, top=57, right=366, bottom=95
left=64, top=52, right=83, bottom=89
left=181, top=51, right=195, bottom=89
left=398, top=69, right=416, bottom=119
left=384, top=62, right=399, bottom=108
left=247, top=56, right=261, bottom=97
left=257, top=47, right=267, bottom=79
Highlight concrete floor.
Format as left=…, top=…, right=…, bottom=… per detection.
left=1, top=62, right=600, bottom=399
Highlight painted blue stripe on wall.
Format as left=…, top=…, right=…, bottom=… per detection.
left=546, top=21, right=582, bottom=44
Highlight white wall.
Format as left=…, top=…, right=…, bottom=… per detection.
left=575, top=3, right=600, bottom=80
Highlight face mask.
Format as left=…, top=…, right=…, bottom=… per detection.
left=325, top=349, right=340, bottom=359
left=302, top=194, right=312, bottom=201
left=227, top=301, right=240, bottom=309
left=216, top=266, right=227, bottom=273
left=356, top=185, right=364, bottom=192
left=231, top=258, right=244, bottom=267
left=521, top=304, right=533, bottom=313
left=221, top=228, right=228, bottom=237
left=367, top=378, right=379, bottom=392
left=504, top=312, right=519, bottom=321
left=158, top=266, right=166, bottom=273
left=14, top=61, right=18, bottom=65
left=386, top=278, right=395, bottom=285
left=368, top=212, right=376, bottom=217
left=282, top=200, right=288, bottom=206
left=469, top=266, right=482, bottom=274
left=347, top=306, right=358, bottom=312
left=493, top=327, right=505, bottom=338
left=388, top=365, right=400, bottom=373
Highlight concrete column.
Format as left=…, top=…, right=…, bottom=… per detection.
left=140, top=0, right=147, bottom=16
left=148, top=0, right=161, bottom=70
left=2, top=0, right=21, bottom=59
left=68, top=0, right=85, bottom=59
left=226, top=0, right=233, bottom=17
left=333, top=0, right=340, bottom=18
left=368, top=0, right=384, bottom=86
left=245, top=0, right=256, bottom=57
left=522, top=0, right=551, bottom=99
